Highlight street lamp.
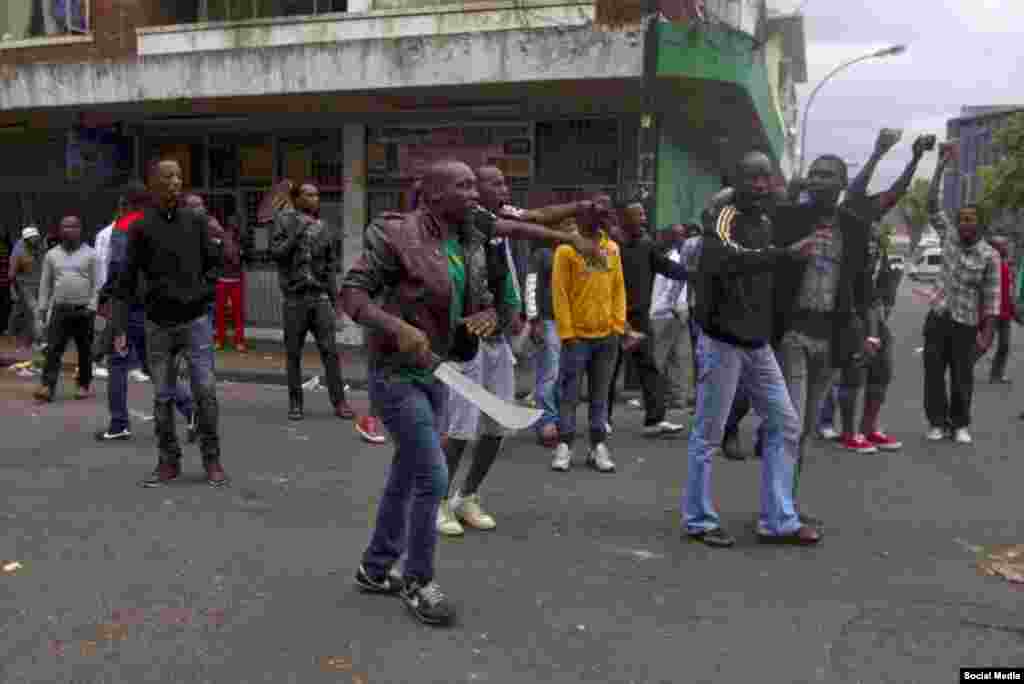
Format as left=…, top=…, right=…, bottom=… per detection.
left=797, top=44, right=907, bottom=176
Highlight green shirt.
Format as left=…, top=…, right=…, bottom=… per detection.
left=399, top=237, right=465, bottom=383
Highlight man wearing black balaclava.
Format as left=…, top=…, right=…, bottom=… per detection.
left=683, top=151, right=822, bottom=549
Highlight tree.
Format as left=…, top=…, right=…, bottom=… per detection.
left=977, top=111, right=1024, bottom=243
left=898, top=177, right=931, bottom=248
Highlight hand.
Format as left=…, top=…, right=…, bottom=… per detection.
left=113, top=334, right=127, bottom=356
left=875, top=128, right=902, bottom=155
left=912, top=134, right=934, bottom=158
left=529, top=319, right=544, bottom=344
left=570, top=233, right=602, bottom=264
left=97, top=301, right=112, bottom=319
left=395, top=320, right=432, bottom=367
left=788, top=230, right=827, bottom=258
left=461, top=308, right=498, bottom=338
left=864, top=337, right=881, bottom=355
left=622, top=330, right=645, bottom=353
left=509, top=314, right=526, bottom=337
left=976, top=326, right=994, bottom=355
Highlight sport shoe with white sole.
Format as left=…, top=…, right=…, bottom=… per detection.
left=925, top=426, right=946, bottom=441
left=452, top=491, right=496, bottom=530
left=128, top=369, right=150, bottom=383
left=95, top=428, right=132, bottom=441
left=551, top=443, right=572, bottom=472
left=401, top=580, right=455, bottom=626
left=818, top=425, right=840, bottom=441
left=642, top=421, right=686, bottom=438
left=953, top=428, right=972, bottom=444
left=587, top=443, right=616, bottom=472
left=354, top=564, right=404, bottom=595
left=436, top=499, right=464, bottom=536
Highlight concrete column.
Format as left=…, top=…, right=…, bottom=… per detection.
left=347, top=0, right=372, bottom=12
left=339, top=122, right=367, bottom=346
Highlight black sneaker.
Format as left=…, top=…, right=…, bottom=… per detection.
left=686, top=528, right=736, bottom=548
left=400, top=579, right=455, bottom=626
left=95, top=428, right=132, bottom=441
left=354, top=564, right=404, bottom=595
left=140, top=462, right=180, bottom=488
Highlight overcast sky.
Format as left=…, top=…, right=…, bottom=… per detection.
left=772, top=0, right=1024, bottom=190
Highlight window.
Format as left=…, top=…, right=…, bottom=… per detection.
left=203, top=0, right=347, bottom=22
left=0, top=0, right=89, bottom=43
left=926, top=254, right=942, bottom=266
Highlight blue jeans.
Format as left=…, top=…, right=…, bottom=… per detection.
left=146, top=316, right=218, bottom=461
left=558, top=336, right=618, bottom=447
left=533, top=319, right=561, bottom=435
left=363, top=370, right=448, bottom=584
left=684, top=331, right=802, bottom=536
left=108, top=318, right=193, bottom=433
left=816, top=384, right=842, bottom=431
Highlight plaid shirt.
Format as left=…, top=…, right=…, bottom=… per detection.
left=928, top=210, right=1000, bottom=327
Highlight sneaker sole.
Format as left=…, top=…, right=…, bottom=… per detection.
left=871, top=442, right=903, bottom=451
left=588, top=462, right=616, bottom=473
left=356, top=428, right=387, bottom=444
left=403, top=600, right=454, bottom=626
left=97, top=433, right=132, bottom=441
left=438, top=525, right=465, bottom=536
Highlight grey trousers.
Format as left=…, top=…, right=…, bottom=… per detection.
left=777, top=330, right=834, bottom=493
left=650, top=315, right=690, bottom=407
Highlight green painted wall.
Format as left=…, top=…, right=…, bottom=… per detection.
left=655, top=21, right=784, bottom=161
left=655, top=117, right=721, bottom=229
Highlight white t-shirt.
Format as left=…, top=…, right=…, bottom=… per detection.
left=649, top=246, right=688, bottom=319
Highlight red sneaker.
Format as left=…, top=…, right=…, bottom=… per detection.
left=865, top=431, right=902, bottom=451
left=356, top=415, right=387, bottom=445
left=839, top=433, right=878, bottom=454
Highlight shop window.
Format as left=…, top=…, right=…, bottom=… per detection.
left=1, top=0, right=89, bottom=44
left=535, top=120, right=619, bottom=187
left=203, top=0, right=347, bottom=22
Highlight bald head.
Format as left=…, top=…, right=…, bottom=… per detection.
left=422, top=160, right=480, bottom=224
left=735, top=151, right=773, bottom=210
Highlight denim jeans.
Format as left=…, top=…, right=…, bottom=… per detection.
left=108, top=317, right=193, bottom=433
left=146, top=316, right=219, bottom=463
left=363, top=370, right=448, bottom=584
left=533, top=319, right=561, bottom=435
left=559, top=336, right=617, bottom=447
left=684, top=330, right=802, bottom=536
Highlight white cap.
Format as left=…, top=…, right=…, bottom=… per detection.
left=21, top=226, right=40, bottom=240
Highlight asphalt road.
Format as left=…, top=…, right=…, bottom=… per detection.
left=1, top=282, right=1023, bottom=684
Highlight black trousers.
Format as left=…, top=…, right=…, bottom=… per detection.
left=607, top=320, right=666, bottom=427
left=988, top=318, right=1012, bottom=380
left=923, top=311, right=977, bottom=430
left=282, top=295, right=345, bottom=406
left=0, top=290, right=11, bottom=335
left=41, top=304, right=94, bottom=390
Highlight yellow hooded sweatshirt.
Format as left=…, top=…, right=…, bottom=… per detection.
left=551, top=233, right=626, bottom=342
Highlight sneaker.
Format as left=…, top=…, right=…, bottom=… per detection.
left=551, top=443, right=572, bottom=472
left=452, top=491, right=496, bottom=531
left=642, top=421, right=686, bottom=438
left=687, top=527, right=736, bottom=548
left=356, top=416, right=387, bottom=444
left=93, top=365, right=109, bottom=379
left=866, top=431, right=902, bottom=451
left=400, top=580, right=455, bottom=626
left=334, top=400, right=356, bottom=420
left=953, top=428, right=972, bottom=444
left=839, top=433, right=878, bottom=454
left=605, top=422, right=613, bottom=435
left=354, top=564, right=404, bottom=595
left=204, top=462, right=229, bottom=487
left=925, top=426, right=946, bottom=441
left=818, top=425, right=840, bottom=441
left=627, top=398, right=643, bottom=409
left=436, top=499, right=464, bottom=536
left=128, top=369, right=150, bottom=383
left=140, top=462, right=180, bottom=487
left=587, top=443, right=616, bottom=472
left=95, top=428, right=132, bottom=441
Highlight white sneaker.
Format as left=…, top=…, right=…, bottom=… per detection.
left=551, top=443, right=572, bottom=472
left=452, top=491, right=496, bottom=530
left=819, top=425, right=840, bottom=441
left=627, top=398, right=643, bottom=409
left=605, top=422, right=613, bottom=435
left=953, top=428, right=972, bottom=444
left=128, top=369, right=150, bottom=383
left=436, top=499, right=464, bottom=536
left=925, top=426, right=946, bottom=441
left=93, top=365, right=109, bottom=379
left=643, top=421, right=686, bottom=438
left=587, top=443, right=616, bottom=472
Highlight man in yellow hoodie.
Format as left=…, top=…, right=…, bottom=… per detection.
left=550, top=199, right=627, bottom=472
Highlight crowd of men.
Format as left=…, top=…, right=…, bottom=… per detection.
left=2, top=129, right=1022, bottom=628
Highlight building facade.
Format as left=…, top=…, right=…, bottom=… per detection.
left=944, top=105, right=1023, bottom=217
left=1, top=0, right=806, bottom=340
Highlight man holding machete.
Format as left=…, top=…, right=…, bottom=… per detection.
left=340, top=159, right=600, bottom=626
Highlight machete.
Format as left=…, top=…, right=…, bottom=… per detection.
left=430, top=353, right=542, bottom=431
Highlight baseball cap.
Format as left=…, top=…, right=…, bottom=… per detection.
left=22, top=226, right=40, bottom=240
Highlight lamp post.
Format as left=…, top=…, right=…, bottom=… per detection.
left=797, top=44, right=907, bottom=177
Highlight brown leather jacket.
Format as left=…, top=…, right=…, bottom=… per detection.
left=341, top=207, right=494, bottom=375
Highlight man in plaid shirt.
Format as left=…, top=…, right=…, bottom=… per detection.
left=921, top=142, right=1000, bottom=444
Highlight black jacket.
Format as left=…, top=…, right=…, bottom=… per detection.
left=771, top=203, right=876, bottom=366
left=694, top=204, right=794, bottom=348
left=619, top=234, right=689, bottom=330
left=111, top=206, right=221, bottom=332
